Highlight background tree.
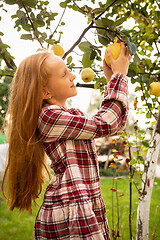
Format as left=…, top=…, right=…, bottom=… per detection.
left=0, top=0, right=160, bottom=239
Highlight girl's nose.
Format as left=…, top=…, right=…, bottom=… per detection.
left=71, top=73, right=76, bottom=81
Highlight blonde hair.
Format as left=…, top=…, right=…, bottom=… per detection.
left=2, top=52, right=52, bottom=213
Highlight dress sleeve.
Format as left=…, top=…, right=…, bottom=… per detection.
left=38, top=73, right=129, bottom=142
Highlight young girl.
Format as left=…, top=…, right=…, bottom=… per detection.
left=2, top=42, right=131, bottom=239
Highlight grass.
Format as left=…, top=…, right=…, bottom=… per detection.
left=0, top=176, right=160, bottom=240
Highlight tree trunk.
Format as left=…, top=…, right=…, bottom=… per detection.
left=136, top=109, right=160, bottom=240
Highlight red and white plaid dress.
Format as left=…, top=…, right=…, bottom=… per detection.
left=34, top=73, right=129, bottom=239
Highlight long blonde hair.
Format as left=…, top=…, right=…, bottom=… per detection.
left=2, top=52, right=52, bottom=213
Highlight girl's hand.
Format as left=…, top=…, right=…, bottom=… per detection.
left=103, top=58, right=113, bottom=84
left=106, top=42, right=131, bottom=76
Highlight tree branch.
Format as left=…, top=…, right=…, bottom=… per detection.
left=0, top=38, right=17, bottom=69
left=47, top=6, right=67, bottom=48
left=63, top=0, right=118, bottom=59
left=154, top=40, right=160, bottom=55
left=95, top=0, right=119, bottom=20
left=72, top=0, right=87, bottom=14
left=140, top=82, right=157, bottom=120
left=63, top=21, right=94, bottom=59
left=20, top=0, right=43, bottom=48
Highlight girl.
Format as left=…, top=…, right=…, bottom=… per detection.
left=2, top=42, right=131, bottom=239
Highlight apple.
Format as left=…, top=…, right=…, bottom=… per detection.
left=81, top=68, right=95, bottom=83
left=105, top=42, right=121, bottom=68
left=149, top=82, right=160, bottom=97
left=51, top=44, right=65, bottom=57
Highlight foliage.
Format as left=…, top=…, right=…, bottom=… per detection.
left=1, top=0, right=159, bottom=127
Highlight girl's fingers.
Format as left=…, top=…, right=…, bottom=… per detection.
left=125, top=46, right=132, bottom=61
left=125, top=46, right=130, bottom=56
left=119, top=42, right=126, bottom=56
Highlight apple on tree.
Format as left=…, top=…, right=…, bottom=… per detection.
left=81, top=68, right=95, bottom=83
left=51, top=44, right=65, bottom=58
left=149, top=82, right=160, bottom=97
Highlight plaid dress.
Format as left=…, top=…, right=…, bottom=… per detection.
left=34, top=73, right=129, bottom=239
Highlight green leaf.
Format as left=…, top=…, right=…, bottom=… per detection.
left=127, top=37, right=137, bottom=55
left=21, top=16, right=28, bottom=24
left=141, top=75, right=149, bottom=83
left=114, top=16, right=128, bottom=26
left=134, top=53, right=141, bottom=65
left=4, top=0, right=17, bottom=5
left=0, top=43, right=10, bottom=49
left=18, top=0, right=37, bottom=8
left=82, top=52, right=93, bottom=68
left=60, top=1, right=68, bottom=8
left=130, top=158, right=136, bottom=165
left=67, top=56, right=72, bottom=65
left=90, top=50, right=97, bottom=60
left=142, top=141, right=149, bottom=148
left=0, top=32, right=4, bottom=36
left=22, top=24, right=31, bottom=31
left=92, top=8, right=105, bottom=14
left=97, top=32, right=110, bottom=46
left=78, top=41, right=90, bottom=52
left=16, top=10, right=25, bottom=19
left=128, top=68, right=136, bottom=77
left=46, top=39, right=54, bottom=45
left=20, top=34, right=33, bottom=40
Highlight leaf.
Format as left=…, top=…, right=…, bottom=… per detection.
left=90, top=50, right=97, bottom=60
left=134, top=53, right=141, bottom=65
left=21, top=16, right=28, bottom=24
left=141, top=75, right=149, bottom=83
left=60, top=1, right=68, bottom=8
left=22, top=24, right=31, bottom=31
left=128, top=68, right=136, bottom=77
left=97, top=32, right=110, bottom=46
left=46, top=39, right=54, bottom=45
left=114, top=16, right=128, bottom=26
left=82, top=52, right=93, bottom=68
left=0, top=43, right=10, bottom=49
left=142, top=141, right=149, bottom=148
left=67, top=56, right=72, bottom=65
left=20, top=34, right=33, bottom=40
left=127, top=37, right=137, bottom=55
left=78, top=41, right=90, bottom=52
left=130, top=158, right=136, bottom=165
left=92, top=8, right=105, bottom=14
left=16, top=10, right=25, bottom=19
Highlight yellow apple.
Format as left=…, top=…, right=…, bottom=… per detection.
left=51, top=44, right=65, bottom=57
left=81, top=68, right=95, bottom=83
left=105, top=42, right=121, bottom=68
left=149, top=82, right=160, bottom=97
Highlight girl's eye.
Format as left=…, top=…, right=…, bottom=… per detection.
left=63, top=71, right=67, bottom=77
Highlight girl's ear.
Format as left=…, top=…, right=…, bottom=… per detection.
left=42, top=88, right=52, bottom=100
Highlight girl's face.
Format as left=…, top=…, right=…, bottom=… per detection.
left=43, top=55, right=77, bottom=107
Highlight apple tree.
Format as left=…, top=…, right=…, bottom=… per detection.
left=0, top=0, right=160, bottom=239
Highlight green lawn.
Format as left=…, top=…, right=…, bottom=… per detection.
left=0, top=176, right=160, bottom=240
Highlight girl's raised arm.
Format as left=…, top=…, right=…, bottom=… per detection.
left=38, top=73, right=128, bottom=142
